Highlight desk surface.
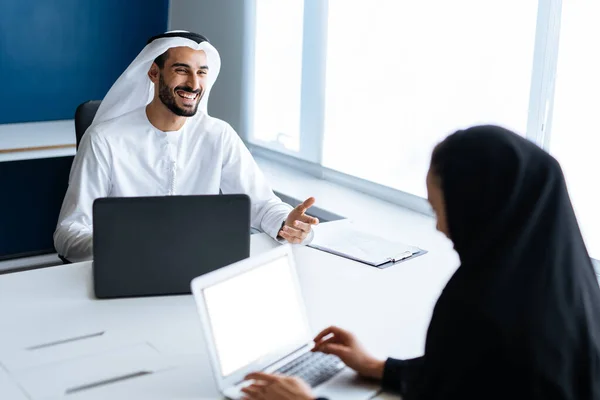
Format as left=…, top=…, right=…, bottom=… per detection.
left=0, top=231, right=458, bottom=399
left=0, top=120, right=76, bottom=162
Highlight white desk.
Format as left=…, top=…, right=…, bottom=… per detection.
left=0, top=232, right=458, bottom=400
left=0, top=120, right=76, bottom=162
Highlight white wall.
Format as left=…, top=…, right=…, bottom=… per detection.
left=168, top=0, right=249, bottom=136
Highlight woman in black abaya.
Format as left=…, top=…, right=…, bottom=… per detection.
left=242, top=125, right=600, bottom=400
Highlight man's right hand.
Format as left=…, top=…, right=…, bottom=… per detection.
left=312, top=326, right=385, bottom=380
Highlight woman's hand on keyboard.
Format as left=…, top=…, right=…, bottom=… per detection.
left=312, top=326, right=385, bottom=380
left=242, top=372, right=314, bottom=400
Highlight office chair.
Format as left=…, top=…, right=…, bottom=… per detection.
left=74, top=100, right=102, bottom=149
left=57, top=100, right=101, bottom=263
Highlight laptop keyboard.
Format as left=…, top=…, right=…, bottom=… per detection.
left=275, top=351, right=345, bottom=387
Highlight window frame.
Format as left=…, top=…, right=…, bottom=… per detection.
left=243, top=0, right=564, bottom=217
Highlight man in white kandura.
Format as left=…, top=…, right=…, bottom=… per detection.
left=54, top=31, right=318, bottom=263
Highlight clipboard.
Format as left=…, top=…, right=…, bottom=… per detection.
left=308, top=220, right=427, bottom=268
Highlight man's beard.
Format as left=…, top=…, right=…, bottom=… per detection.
left=158, top=73, right=202, bottom=117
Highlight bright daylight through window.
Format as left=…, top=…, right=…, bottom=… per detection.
left=323, top=0, right=537, bottom=197
left=549, top=0, right=600, bottom=259
left=251, top=0, right=599, bottom=262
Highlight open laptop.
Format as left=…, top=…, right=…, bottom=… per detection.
left=92, top=194, right=250, bottom=299
left=190, top=244, right=380, bottom=400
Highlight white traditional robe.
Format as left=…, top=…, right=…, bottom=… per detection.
left=54, top=107, right=295, bottom=262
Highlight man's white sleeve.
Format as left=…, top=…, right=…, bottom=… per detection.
left=53, top=131, right=112, bottom=262
left=219, top=124, right=293, bottom=240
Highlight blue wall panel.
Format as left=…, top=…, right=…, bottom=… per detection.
left=0, top=0, right=169, bottom=124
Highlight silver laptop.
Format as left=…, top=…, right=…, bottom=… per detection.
left=190, top=244, right=380, bottom=400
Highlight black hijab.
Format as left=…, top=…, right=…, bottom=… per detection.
left=410, top=126, right=600, bottom=399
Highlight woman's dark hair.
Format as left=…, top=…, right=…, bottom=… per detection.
left=429, top=141, right=446, bottom=184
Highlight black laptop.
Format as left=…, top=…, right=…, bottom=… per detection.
left=92, top=195, right=251, bottom=299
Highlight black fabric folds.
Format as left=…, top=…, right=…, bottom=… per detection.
left=400, top=126, right=600, bottom=399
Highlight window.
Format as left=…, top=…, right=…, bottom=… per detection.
left=250, top=0, right=599, bottom=259
left=322, top=0, right=538, bottom=197
left=249, top=0, right=304, bottom=153
left=549, top=0, right=600, bottom=259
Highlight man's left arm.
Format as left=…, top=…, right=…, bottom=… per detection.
left=219, top=124, right=317, bottom=244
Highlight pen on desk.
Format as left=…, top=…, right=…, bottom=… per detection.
left=391, top=251, right=413, bottom=263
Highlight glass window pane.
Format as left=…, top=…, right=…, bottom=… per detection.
left=323, top=0, right=538, bottom=197
left=251, top=0, right=304, bottom=152
left=549, top=0, right=600, bottom=259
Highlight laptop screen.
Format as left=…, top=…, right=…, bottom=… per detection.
left=203, top=254, right=310, bottom=377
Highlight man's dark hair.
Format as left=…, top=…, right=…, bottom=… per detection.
left=153, top=49, right=170, bottom=69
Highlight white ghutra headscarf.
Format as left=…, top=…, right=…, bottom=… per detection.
left=92, top=30, right=221, bottom=127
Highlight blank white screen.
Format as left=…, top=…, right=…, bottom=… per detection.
left=203, top=256, right=309, bottom=377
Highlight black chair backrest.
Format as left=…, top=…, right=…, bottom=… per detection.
left=0, top=157, right=73, bottom=261
left=74, top=100, right=101, bottom=149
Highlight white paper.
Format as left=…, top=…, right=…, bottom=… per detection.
left=310, top=220, right=419, bottom=266
left=0, top=367, right=28, bottom=400
left=13, top=342, right=161, bottom=400
left=0, top=330, right=140, bottom=372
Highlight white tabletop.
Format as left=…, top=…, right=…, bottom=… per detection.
left=0, top=231, right=458, bottom=400
left=0, top=120, right=76, bottom=162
